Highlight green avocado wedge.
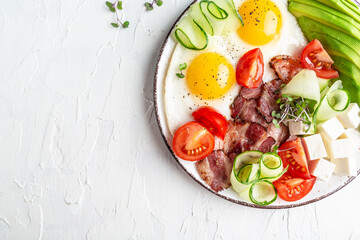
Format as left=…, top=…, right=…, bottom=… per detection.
left=312, top=0, right=360, bottom=23
left=331, top=55, right=360, bottom=83
left=331, top=55, right=360, bottom=105
left=288, top=0, right=360, bottom=39
left=296, top=16, right=360, bottom=70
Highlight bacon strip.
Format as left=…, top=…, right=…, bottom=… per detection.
left=269, top=55, right=303, bottom=84
left=239, top=83, right=263, bottom=99
left=195, top=150, right=232, bottom=192
left=230, top=96, right=268, bottom=127
left=267, top=122, right=289, bottom=147
left=257, top=79, right=282, bottom=123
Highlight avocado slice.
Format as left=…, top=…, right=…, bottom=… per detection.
left=331, top=55, right=360, bottom=81
left=335, top=74, right=360, bottom=105
left=312, top=0, right=360, bottom=23
left=296, top=16, right=360, bottom=69
left=289, top=0, right=360, bottom=39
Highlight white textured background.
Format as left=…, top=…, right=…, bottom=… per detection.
left=1, top=0, right=360, bottom=239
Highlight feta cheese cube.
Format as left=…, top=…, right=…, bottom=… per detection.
left=308, top=158, right=336, bottom=182
left=317, top=117, right=345, bottom=141
left=323, top=138, right=353, bottom=160
left=336, top=103, right=360, bottom=129
left=340, top=128, right=360, bottom=140
left=289, top=121, right=314, bottom=135
left=301, top=134, right=327, bottom=160
left=331, top=156, right=357, bottom=176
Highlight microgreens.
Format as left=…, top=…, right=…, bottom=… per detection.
left=145, top=0, right=163, bottom=10
left=176, top=63, right=187, bottom=78
left=106, top=1, right=129, bottom=28
left=272, top=95, right=315, bottom=131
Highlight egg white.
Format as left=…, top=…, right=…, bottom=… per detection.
left=164, top=36, right=241, bottom=135
left=164, top=0, right=308, bottom=135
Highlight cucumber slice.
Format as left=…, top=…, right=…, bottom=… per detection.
left=175, top=0, right=242, bottom=50
left=316, top=80, right=350, bottom=122
left=233, top=151, right=263, bottom=169
left=249, top=180, right=278, bottom=206
left=175, top=16, right=208, bottom=50
left=259, top=153, right=284, bottom=180
left=189, top=2, right=214, bottom=35
left=282, top=69, right=320, bottom=103
left=231, top=164, right=259, bottom=193
left=318, top=77, right=329, bottom=91
left=231, top=151, right=262, bottom=193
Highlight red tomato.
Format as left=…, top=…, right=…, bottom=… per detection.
left=192, top=106, right=228, bottom=140
left=278, top=138, right=311, bottom=179
left=236, top=48, right=264, bottom=89
left=301, top=39, right=339, bottom=79
left=273, top=173, right=316, bottom=202
left=172, top=121, right=215, bottom=161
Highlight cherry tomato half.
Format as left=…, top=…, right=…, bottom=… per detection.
left=273, top=173, right=316, bottom=202
left=192, top=106, right=228, bottom=140
left=172, top=121, right=215, bottom=161
left=236, top=48, right=264, bottom=89
left=278, top=138, right=311, bottom=179
left=301, top=39, right=339, bottom=79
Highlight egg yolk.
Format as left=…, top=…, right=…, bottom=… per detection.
left=186, top=52, right=235, bottom=100
left=238, top=0, right=282, bottom=46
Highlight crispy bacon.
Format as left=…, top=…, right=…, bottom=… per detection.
left=230, top=96, right=268, bottom=127
left=257, top=137, right=276, bottom=153
left=267, top=122, right=289, bottom=147
left=239, top=83, right=263, bottom=99
left=223, top=121, right=250, bottom=154
left=269, top=55, right=303, bottom=84
left=257, top=79, right=282, bottom=123
left=195, top=150, right=232, bottom=192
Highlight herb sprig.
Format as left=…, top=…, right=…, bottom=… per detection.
left=106, top=1, right=129, bottom=28
left=176, top=63, right=187, bottom=78
left=145, top=0, right=163, bottom=10
left=272, top=95, right=315, bottom=131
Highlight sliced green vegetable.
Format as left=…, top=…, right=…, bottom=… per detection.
left=230, top=151, right=262, bottom=193
left=315, top=80, right=350, bottom=122
left=249, top=180, right=278, bottom=206
left=289, top=0, right=360, bottom=39
left=230, top=150, right=289, bottom=205
left=175, top=0, right=242, bottom=50
left=259, top=153, right=282, bottom=178
left=175, top=16, right=208, bottom=50
left=282, top=69, right=320, bottom=103
left=318, top=77, right=329, bottom=91
left=314, top=0, right=360, bottom=23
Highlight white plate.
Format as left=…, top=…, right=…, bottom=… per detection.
left=153, top=0, right=360, bottom=208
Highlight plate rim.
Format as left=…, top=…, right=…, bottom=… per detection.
left=153, top=0, right=360, bottom=209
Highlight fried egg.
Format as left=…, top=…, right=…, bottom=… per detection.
left=164, top=0, right=308, bottom=134
left=164, top=36, right=241, bottom=134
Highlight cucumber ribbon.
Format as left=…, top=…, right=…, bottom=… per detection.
left=230, top=151, right=288, bottom=206
left=174, top=0, right=243, bottom=50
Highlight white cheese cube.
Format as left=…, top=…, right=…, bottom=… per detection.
left=289, top=121, right=314, bottom=135
left=301, top=134, right=327, bottom=160
left=308, top=158, right=336, bottom=182
left=340, top=128, right=360, bottom=140
left=323, top=138, right=353, bottom=160
left=331, top=156, right=357, bottom=176
left=317, top=117, right=345, bottom=141
left=336, top=103, right=360, bottom=129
